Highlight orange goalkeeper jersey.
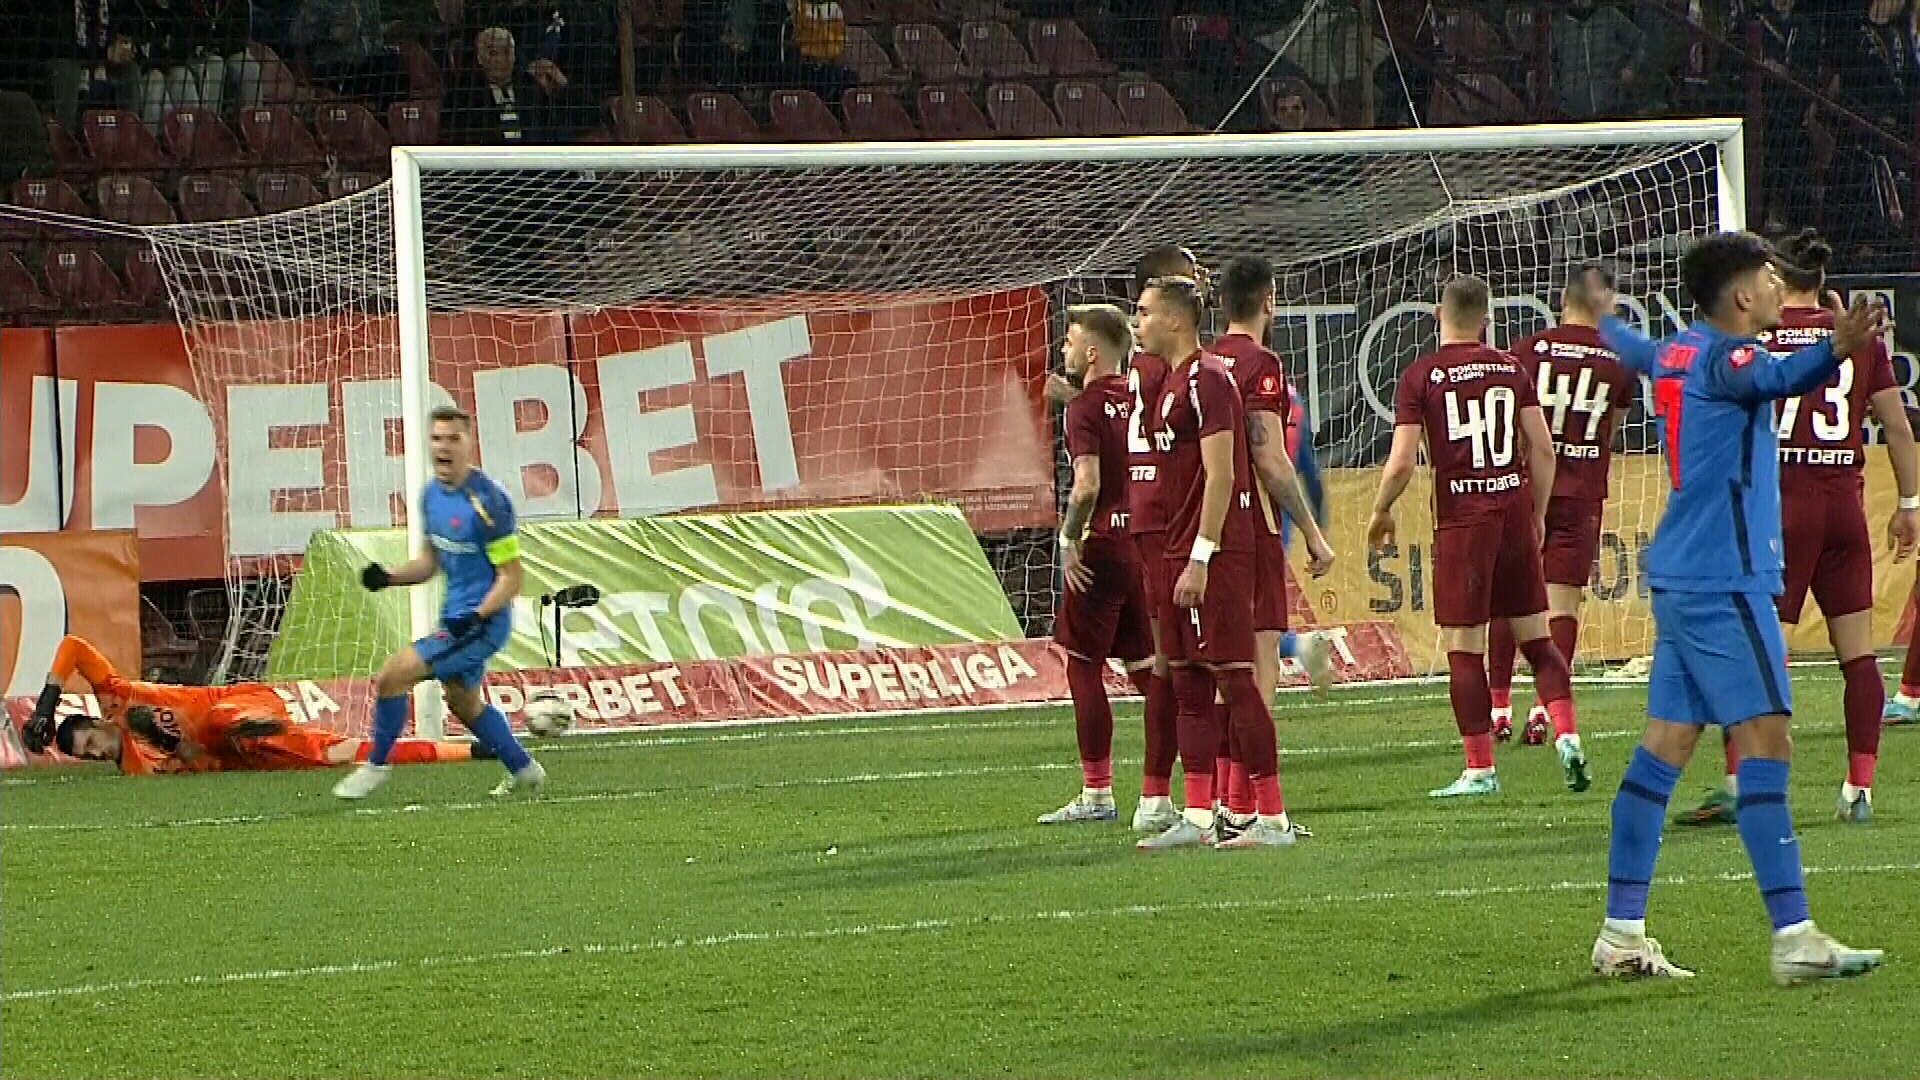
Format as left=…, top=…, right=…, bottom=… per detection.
left=49, top=636, right=293, bottom=775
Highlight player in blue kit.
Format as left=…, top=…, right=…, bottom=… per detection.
left=1589, top=232, right=1886, bottom=985
left=332, top=405, right=546, bottom=800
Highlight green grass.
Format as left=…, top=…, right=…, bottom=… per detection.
left=4, top=674, right=1917, bottom=1079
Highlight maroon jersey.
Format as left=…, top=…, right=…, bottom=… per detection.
left=1063, top=372, right=1135, bottom=541
left=1395, top=342, right=1541, bottom=525
left=1125, top=351, right=1171, bottom=534
left=1152, top=350, right=1258, bottom=559
left=1510, top=324, right=1635, bottom=502
left=1209, top=332, right=1290, bottom=534
left=1764, top=305, right=1897, bottom=495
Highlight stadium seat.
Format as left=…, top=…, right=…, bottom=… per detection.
left=42, top=242, right=130, bottom=308
left=177, top=173, right=257, bottom=222
left=328, top=172, right=384, bottom=198
left=95, top=175, right=177, bottom=225
left=1430, top=74, right=1528, bottom=125
left=1115, top=78, right=1198, bottom=133
left=239, top=106, right=325, bottom=167
left=1433, top=6, right=1514, bottom=71
left=939, top=0, right=1019, bottom=20
left=985, top=82, right=1064, bottom=138
left=1028, top=19, right=1114, bottom=77
left=609, top=95, right=687, bottom=143
left=841, top=0, right=884, bottom=22
left=11, top=177, right=91, bottom=219
left=315, top=103, right=393, bottom=168
left=123, top=245, right=168, bottom=307
left=686, top=92, right=761, bottom=142
left=960, top=21, right=1043, bottom=79
left=885, top=0, right=942, bottom=22
left=1, top=248, right=56, bottom=314
left=768, top=89, right=844, bottom=141
left=253, top=171, right=325, bottom=214
left=1169, top=14, right=1230, bottom=63
left=81, top=109, right=174, bottom=170
left=45, top=118, right=91, bottom=172
left=1505, top=4, right=1544, bottom=55
left=233, top=42, right=302, bottom=107
left=1260, top=77, right=1335, bottom=130
left=399, top=40, right=446, bottom=100
left=841, top=26, right=911, bottom=85
left=164, top=107, right=252, bottom=169
left=388, top=99, right=443, bottom=146
left=842, top=87, right=921, bottom=140
left=915, top=84, right=991, bottom=139
left=893, top=23, right=974, bottom=82
left=1052, top=80, right=1134, bottom=136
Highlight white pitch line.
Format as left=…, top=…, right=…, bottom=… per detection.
left=7, top=860, right=1914, bottom=1004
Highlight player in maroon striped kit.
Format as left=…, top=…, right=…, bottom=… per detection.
left=1677, top=231, right=1917, bottom=826
left=1040, top=304, right=1161, bottom=824
left=1486, top=264, right=1637, bottom=745
left=1369, top=276, right=1591, bottom=796
left=1135, top=274, right=1304, bottom=849
left=1886, top=407, right=1920, bottom=727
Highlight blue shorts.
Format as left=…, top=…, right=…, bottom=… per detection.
left=413, top=615, right=510, bottom=690
left=1646, top=589, right=1792, bottom=727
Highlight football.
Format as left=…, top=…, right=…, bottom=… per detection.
left=522, top=691, right=576, bottom=737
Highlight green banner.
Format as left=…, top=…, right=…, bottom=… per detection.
left=266, top=505, right=1023, bottom=680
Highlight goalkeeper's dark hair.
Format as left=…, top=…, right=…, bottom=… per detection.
left=430, top=405, right=473, bottom=429
left=1681, top=231, right=1774, bottom=315
left=54, top=714, right=89, bottom=758
left=1133, top=245, right=1198, bottom=297
left=1219, top=255, right=1277, bottom=322
left=1774, top=228, right=1832, bottom=292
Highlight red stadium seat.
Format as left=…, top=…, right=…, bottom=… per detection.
left=768, top=89, right=844, bottom=141
left=253, top=171, right=325, bottom=214
left=164, top=107, right=252, bottom=169
left=842, top=87, right=920, bottom=140
left=893, top=23, right=974, bottom=82
left=609, top=95, right=687, bottom=143
left=685, top=92, right=760, bottom=142
left=82, top=109, right=174, bottom=170
left=1052, top=80, right=1134, bottom=136
left=43, top=242, right=130, bottom=308
left=95, top=175, right=178, bottom=225
left=1433, top=6, right=1513, bottom=70
left=916, top=84, right=991, bottom=139
left=11, top=177, right=90, bottom=218
left=1505, top=4, right=1545, bottom=56
left=939, top=0, right=1019, bottom=20
left=1169, top=14, right=1229, bottom=62
left=840, top=26, right=911, bottom=85
left=1027, top=19, right=1113, bottom=77
left=1115, top=78, right=1198, bottom=133
left=233, top=42, right=301, bottom=106
left=239, top=106, right=325, bottom=167
left=1261, top=77, right=1335, bottom=130
left=45, top=118, right=91, bottom=172
left=315, top=103, right=393, bottom=167
left=123, top=245, right=168, bottom=307
left=177, top=173, right=257, bottom=222
left=399, top=40, right=445, bottom=100
left=1451, top=73, right=1530, bottom=122
left=2, top=248, right=57, bottom=314
left=960, top=21, right=1043, bottom=79
left=985, top=82, right=1064, bottom=138
left=388, top=99, right=443, bottom=146
left=328, top=172, right=385, bottom=198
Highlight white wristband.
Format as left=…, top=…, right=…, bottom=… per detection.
left=1059, top=532, right=1078, bottom=549
left=1190, top=536, right=1217, bottom=565
left=1901, top=495, right=1920, bottom=511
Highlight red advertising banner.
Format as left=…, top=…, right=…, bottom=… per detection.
left=1, top=530, right=143, bottom=697
left=2, top=295, right=1055, bottom=583
left=1, top=625, right=1413, bottom=769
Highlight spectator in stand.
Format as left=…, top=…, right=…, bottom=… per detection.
left=1753, top=0, right=1829, bottom=229
left=444, top=25, right=588, bottom=143
left=1829, top=0, right=1915, bottom=261
left=1270, top=88, right=1312, bottom=131
left=464, top=1, right=616, bottom=103
left=1550, top=0, right=1647, bottom=119
left=89, top=0, right=247, bottom=131
left=290, top=0, right=406, bottom=109
left=24, top=4, right=110, bottom=131
left=788, top=0, right=853, bottom=105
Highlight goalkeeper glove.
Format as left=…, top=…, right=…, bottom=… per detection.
left=443, top=611, right=481, bottom=640
left=361, top=563, right=391, bottom=591
left=21, top=684, right=61, bottom=753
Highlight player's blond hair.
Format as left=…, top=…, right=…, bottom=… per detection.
left=1441, top=274, right=1491, bottom=323
left=1065, top=303, right=1133, bottom=359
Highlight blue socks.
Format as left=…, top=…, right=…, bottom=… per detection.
left=1735, top=757, right=1810, bottom=930
left=369, top=694, right=407, bottom=766
left=1606, top=746, right=1680, bottom=921
left=1278, top=632, right=1299, bottom=659
left=465, top=705, right=533, bottom=773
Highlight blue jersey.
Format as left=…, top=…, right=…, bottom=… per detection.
left=422, top=469, right=519, bottom=622
left=1600, top=315, right=1843, bottom=595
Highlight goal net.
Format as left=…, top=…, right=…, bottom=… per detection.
left=140, top=123, right=1740, bottom=691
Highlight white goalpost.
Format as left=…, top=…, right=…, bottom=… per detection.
left=145, top=119, right=1745, bottom=735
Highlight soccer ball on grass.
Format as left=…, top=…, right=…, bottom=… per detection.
left=522, top=691, right=576, bottom=737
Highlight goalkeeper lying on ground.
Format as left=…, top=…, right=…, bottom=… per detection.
left=21, top=635, right=481, bottom=775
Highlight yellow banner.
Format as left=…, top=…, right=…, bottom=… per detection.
left=1303, top=455, right=1913, bottom=672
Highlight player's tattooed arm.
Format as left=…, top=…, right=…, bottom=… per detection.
left=1059, top=454, right=1101, bottom=593
left=1246, top=412, right=1333, bottom=574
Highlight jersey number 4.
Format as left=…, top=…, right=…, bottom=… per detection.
left=1445, top=386, right=1517, bottom=468
left=1536, top=364, right=1612, bottom=442
left=1777, top=359, right=1854, bottom=443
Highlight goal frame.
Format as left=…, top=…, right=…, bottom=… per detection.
left=388, top=118, right=1746, bottom=736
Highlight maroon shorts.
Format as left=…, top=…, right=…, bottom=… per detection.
left=1539, top=496, right=1604, bottom=588
left=1252, top=527, right=1289, bottom=633
left=1431, top=504, right=1549, bottom=627
left=1133, top=530, right=1168, bottom=617
left=1778, top=489, right=1874, bottom=623
left=1054, top=538, right=1154, bottom=663
left=1159, top=552, right=1257, bottom=665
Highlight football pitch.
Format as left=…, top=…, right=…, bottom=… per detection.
left=4, top=675, right=1916, bottom=1079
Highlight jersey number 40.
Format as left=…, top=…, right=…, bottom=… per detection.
left=1445, top=386, right=1517, bottom=468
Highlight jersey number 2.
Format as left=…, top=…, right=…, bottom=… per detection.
left=1445, top=386, right=1516, bottom=468
left=1127, top=368, right=1152, bottom=454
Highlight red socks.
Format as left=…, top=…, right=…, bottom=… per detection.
left=1487, top=619, right=1516, bottom=706
left=1841, top=654, right=1882, bottom=788
left=1519, top=634, right=1577, bottom=737
left=1550, top=615, right=1579, bottom=673
left=1220, top=667, right=1284, bottom=816
left=1066, top=656, right=1115, bottom=788
left=1133, top=668, right=1175, bottom=798
left=1170, top=666, right=1220, bottom=811
left=1213, top=701, right=1232, bottom=801
left=1448, top=651, right=1495, bottom=769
